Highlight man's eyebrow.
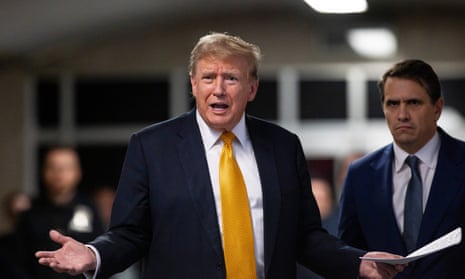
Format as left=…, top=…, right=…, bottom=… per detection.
left=200, top=70, right=216, bottom=75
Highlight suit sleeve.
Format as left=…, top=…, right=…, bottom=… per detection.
left=294, top=137, right=365, bottom=279
left=89, top=133, right=152, bottom=278
left=338, top=163, right=368, bottom=250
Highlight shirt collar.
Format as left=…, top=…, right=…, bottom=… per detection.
left=393, top=131, right=441, bottom=172
left=195, top=110, right=248, bottom=150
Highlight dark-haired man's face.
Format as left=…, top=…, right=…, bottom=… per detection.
left=382, top=77, right=443, bottom=154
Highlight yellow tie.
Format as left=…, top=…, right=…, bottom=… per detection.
left=219, top=131, right=257, bottom=279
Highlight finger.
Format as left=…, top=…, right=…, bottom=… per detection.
left=38, top=257, right=58, bottom=266
left=49, top=229, right=70, bottom=245
left=378, top=263, right=397, bottom=279
left=395, top=264, right=407, bottom=272
left=35, top=251, right=55, bottom=258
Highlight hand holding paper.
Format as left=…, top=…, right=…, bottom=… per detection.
left=360, top=227, right=462, bottom=265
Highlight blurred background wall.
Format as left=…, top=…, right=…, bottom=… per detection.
left=1, top=0, right=465, bottom=233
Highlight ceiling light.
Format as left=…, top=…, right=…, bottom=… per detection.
left=304, top=0, right=368, bottom=14
left=347, top=28, right=397, bottom=58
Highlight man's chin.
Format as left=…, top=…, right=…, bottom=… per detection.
left=394, top=131, right=415, bottom=140
left=205, top=116, right=235, bottom=131
left=394, top=137, right=417, bottom=148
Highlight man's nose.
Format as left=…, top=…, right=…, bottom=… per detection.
left=212, top=78, right=225, bottom=96
left=398, top=103, right=410, bottom=121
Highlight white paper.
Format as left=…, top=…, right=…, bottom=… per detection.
left=359, top=227, right=462, bottom=265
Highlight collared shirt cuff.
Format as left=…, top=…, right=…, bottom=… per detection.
left=83, top=244, right=101, bottom=279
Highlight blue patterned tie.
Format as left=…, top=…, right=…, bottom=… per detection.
left=403, top=155, right=423, bottom=252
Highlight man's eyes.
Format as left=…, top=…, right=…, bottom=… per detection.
left=407, top=99, right=421, bottom=105
left=201, top=75, right=238, bottom=81
left=386, top=100, right=399, bottom=106
left=225, top=76, right=238, bottom=81
left=201, top=76, right=214, bottom=83
left=385, top=99, right=422, bottom=106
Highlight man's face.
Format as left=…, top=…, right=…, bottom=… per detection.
left=382, top=77, right=443, bottom=154
left=190, top=55, right=258, bottom=131
left=43, top=149, right=81, bottom=196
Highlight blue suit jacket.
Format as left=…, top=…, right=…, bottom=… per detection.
left=90, top=110, right=363, bottom=279
left=339, top=128, right=465, bottom=279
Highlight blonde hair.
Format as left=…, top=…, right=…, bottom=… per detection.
left=189, top=32, right=262, bottom=80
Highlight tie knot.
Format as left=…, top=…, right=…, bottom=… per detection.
left=405, top=155, right=419, bottom=169
left=221, top=131, right=236, bottom=145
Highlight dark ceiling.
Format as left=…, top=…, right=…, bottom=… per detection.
left=0, top=0, right=463, bottom=57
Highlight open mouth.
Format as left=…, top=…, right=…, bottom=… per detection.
left=210, top=103, right=229, bottom=110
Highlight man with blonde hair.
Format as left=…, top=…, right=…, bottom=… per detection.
left=37, top=32, right=403, bottom=279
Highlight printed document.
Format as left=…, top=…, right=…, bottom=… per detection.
left=360, top=227, right=462, bottom=265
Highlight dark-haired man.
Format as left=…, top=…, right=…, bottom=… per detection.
left=339, top=59, right=465, bottom=278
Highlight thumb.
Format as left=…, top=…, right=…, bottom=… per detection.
left=49, top=229, right=70, bottom=245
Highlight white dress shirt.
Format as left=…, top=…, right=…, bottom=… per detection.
left=196, top=110, right=265, bottom=279
left=392, top=131, right=441, bottom=233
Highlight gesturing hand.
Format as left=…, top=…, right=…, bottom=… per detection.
left=35, top=230, right=97, bottom=276
left=359, top=251, right=406, bottom=279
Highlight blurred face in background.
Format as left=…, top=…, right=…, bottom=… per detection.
left=93, top=187, right=116, bottom=226
left=191, top=55, right=258, bottom=131
left=311, top=178, right=334, bottom=219
left=43, top=148, right=82, bottom=197
left=382, top=77, right=443, bottom=154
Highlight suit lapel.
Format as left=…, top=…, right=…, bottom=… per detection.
left=246, top=117, right=281, bottom=274
left=418, top=131, right=465, bottom=247
left=176, top=111, right=223, bottom=258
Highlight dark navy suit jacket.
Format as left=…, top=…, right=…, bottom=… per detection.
left=90, top=110, right=363, bottom=279
left=339, top=128, right=465, bottom=279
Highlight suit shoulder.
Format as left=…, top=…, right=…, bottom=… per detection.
left=441, top=129, right=465, bottom=148
left=350, top=144, right=392, bottom=169
left=246, top=115, right=297, bottom=139
left=439, top=128, right=465, bottom=160
left=134, top=111, right=192, bottom=139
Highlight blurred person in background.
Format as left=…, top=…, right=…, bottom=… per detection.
left=339, top=59, right=465, bottom=278
left=2, top=191, right=31, bottom=226
left=310, top=177, right=338, bottom=236
left=335, top=153, right=364, bottom=201
left=17, top=146, right=104, bottom=279
left=297, top=177, right=339, bottom=279
left=92, top=185, right=139, bottom=279
left=0, top=191, right=32, bottom=279
left=92, top=185, right=117, bottom=229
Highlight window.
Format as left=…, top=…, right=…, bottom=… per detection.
left=299, top=80, right=347, bottom=119
left=367, top=80, right=383, bottom=119
left=75, top=77, right=169, bottom=126
left=441, top=79, right=465, bottom=116
left=247, top=79, right=278, bottom=120
left=37, top=78, right=59, bottom=128
left=77, top=145, right=127, bottom=194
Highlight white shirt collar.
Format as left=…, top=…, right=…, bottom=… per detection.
left=393, top=131, right=441, bottom=172
left=195, top=110, right=248, bottom=150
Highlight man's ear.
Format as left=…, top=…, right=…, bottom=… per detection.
left=190, top=75, right=197, bottom=98
left=434, top=97, right=444, bottom=121
left=247, top=79, right=259, bottom=102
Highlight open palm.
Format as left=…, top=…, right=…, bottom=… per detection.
left=35, top=230, right=97, bottom=276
